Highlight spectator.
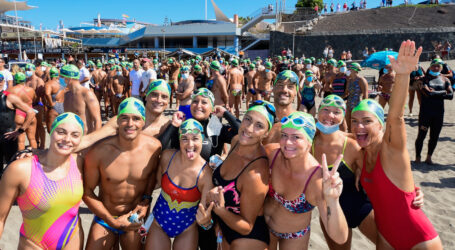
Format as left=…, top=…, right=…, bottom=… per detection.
left=331, top=2, right=335, bottom=12
left=363, top=47, right=369, bottom=59
left=360, top=0, right=364, bottom=8
left=341, top=51, right=347, bottom=61
left=324, top=3, right=328, bottom=13
left=347, top=51, right=352, bottom=61
left=328, top=46, right=334, bottom=58
left=315, top=4, right=319, bottom=13
left=337, top=3, right=341, bottom=12
left=323, top=46, right=329, bottom=58
left=343, top=1, right=348, bottom=11
left=363, top=0, right=367, bottom=8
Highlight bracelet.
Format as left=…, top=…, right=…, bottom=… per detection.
left=200, top=219, right=213, bottom=230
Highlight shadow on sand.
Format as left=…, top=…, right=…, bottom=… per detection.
left=411, top=161, right=455, bottom=173
left=420, top=177, right=455, bottom=189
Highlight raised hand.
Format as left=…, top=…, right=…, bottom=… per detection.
left=171, top=111, right=185, bottom=127
left=196, top=202, right=214, bottom=226
left=322, top=154, right=344, bottom=201
left=213, top=105, right=227, bottom=118
left=389, top=40, right=423, bottom=75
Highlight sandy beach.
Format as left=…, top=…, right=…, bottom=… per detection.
left=0, top=60, right=454, bottom=249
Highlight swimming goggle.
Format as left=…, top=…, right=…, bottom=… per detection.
left=281, top=116, right=314, bottom=130
left=321, top=98, right=345, bottom=109
left=249, top=100, right=276, bottom=120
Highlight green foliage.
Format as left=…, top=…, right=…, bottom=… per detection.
left=238, top=16, right=252, bottom=25
left=295, top=0, right=324, bottom=10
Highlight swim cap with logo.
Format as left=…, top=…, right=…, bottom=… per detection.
left=146, top=79, right=171, bottom=97
left=191, top=88, right=215, bottom=108
left=274, top=70, right=299, bottom=92
left=117, top=97, right=146, bottom=121
left=179, top=118, right=204, bottom=140
left=25, top=63, right=36, bottom=71
left=265, top=62, right=273, bottom=69
left=50, top=67, right=59, bottom=78
left=210, top=61, right=221, bottom=71
left=60, top=64, right=80, bottom=79
left=193, top=65, right=202, bottom=72
left=349, top=62, right=362, bottom=72
left=248, top=100, right=276, bottom=130
left=281, top=111, right=316, bottom=143
left=50, top=112, right=84, bottom=135
left=319, top=94, right=346, bottom=114
left=14, top=72, right=26, bottom=84
left=352, top=99, right=385, bottom=126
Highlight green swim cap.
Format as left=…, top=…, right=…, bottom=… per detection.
left=265, top=61, right=273, bottom=69
left=108, top=59, right=115, bottom=64
left=153, top=59, right=158, bottom=64
left=41, top=61, right=48, bottom=67
left=96, top=62, right=102, bottom=68
left=50, top=112, right=84, bottom=136
left=49, top=67, right=59, bottom=78
left=274, top=70, right=299, bottom=92
left=60, top=64, right=80, bottom=79
left=117, top=97, right=146, bottom=121
left=196, top=55, right=202, bottom=61
left=14, top=72, right=26, bottom=84
left=181, top=66, right=190, bottom=72
left=210, top=61, right=221, bottom=71
left=168, top=58, right=174, bottom=64
left=193, top=65, right=202, bottom=72
left=352, top=99, right=385, bottom=126
left=146, top=79, right=171, bottom=97
left=249, top=63, right=256, bottom=69
left=319, top=94, right=346, bottom=115
left=305, top=70, right=314, bottom=76
left=179, top=118, right=204, bottom=140
left=191, top=88, right=215, bottom=108
left=430, top=58, right=444, bottom=66
left=304, top=58, right=312, bottom=64
left=310, top=57, right=316, bottom=62
left=231, top=59, right=239, bottom=66
left=337, top=60, right=346, bottom=68
left=281, top=111, right=316, bottom=143
left=327, top=59, right=337, bottom=66
left=349, top=63, right=362, bottom=72
left=247, top=100, right=276, bottom=130
left=25, top=63, right=35, bottom=71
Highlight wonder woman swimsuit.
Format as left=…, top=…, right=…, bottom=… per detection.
left=152, top=151, right=207, bottom=238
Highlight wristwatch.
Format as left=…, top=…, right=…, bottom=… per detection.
left=17, top=128, right=25, bottom=134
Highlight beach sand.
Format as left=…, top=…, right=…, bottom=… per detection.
left=0, top=60, right=454, bottom=249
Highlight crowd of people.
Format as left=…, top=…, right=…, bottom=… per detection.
left=0, top=40, right=451, bottom=249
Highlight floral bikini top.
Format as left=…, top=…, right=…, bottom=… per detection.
left=268, top=149, right=320, bottom=214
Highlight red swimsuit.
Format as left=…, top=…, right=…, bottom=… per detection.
left=360, top=153, right=438, bottom=249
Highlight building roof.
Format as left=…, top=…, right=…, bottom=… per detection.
left=0, top=0, right=36, bottom=14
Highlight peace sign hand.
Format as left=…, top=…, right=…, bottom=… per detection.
left=389, top=40, right=423, bottom=75
left=322, top=154, right=344, bottom=201
left=196, top=202, right=214, bottom=227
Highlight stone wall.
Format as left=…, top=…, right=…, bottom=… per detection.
left=270, top=30, right=455, bottom=60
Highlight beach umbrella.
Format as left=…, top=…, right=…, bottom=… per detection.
left=361, top=51, right=398, bottom=70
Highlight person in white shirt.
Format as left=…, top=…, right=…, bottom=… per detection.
left=0, top=59, right=13, bottom=91
left=77, top=60, right=91, bottom=89
left=139, top=61, right=157, bottom=101
left=129, top=59, right=144, bottom=99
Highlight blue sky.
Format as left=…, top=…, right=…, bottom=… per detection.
left=9, top=0, right=388, bottom=30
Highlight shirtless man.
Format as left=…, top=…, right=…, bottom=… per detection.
left=9, top=72, right=37, bottom=150
left=226, top=59, right=244, bottom=118
left=176, top=66, right=195, bottom=119
left=263, top=70, right=299, bottom=144
left=25, top=63, right=46, bottom=149
left=254, top=61, right=276, bottom=101
left=321, top=59, right=338, bottom=97
left=110, top=66, right=128, bottom=116
left=92, top=62, right=107, bottom=102
left=167, top=58, right=181, bottom=108
left=311, top=59, right=321, bottom=80
left=44, top=67, right=65, bottom=133
left=378, top=64, right=396, bottom=108
left=62, top=64, right=102, bottom=133
left=103, top=62, right=116, bottom=117
left=245, top=63, right=258, bottom=109
left=83, top=98, right=161, bottom=250
left=209, top=61, right=228, bottom=107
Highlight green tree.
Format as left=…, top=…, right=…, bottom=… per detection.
left=295, top=0, right=323, bottom=10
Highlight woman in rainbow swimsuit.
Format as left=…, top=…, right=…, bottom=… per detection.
left=0, top=112, right=85, bottom=249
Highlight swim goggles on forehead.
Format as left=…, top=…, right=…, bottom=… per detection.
left=180, top=128, right=202, bottom=135
left=276, top=71, right=299, bottom=84
left=321, top=98, right=346, bottom=109
left=249, top=100, right=276, bottom=119
left=280, top=116, right=314, bottom=129
left=180, top=120, right=204, bottom=134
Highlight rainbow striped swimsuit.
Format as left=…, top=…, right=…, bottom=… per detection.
left=16, top=155, right=83, bottom=249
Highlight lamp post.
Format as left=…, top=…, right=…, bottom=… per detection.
left=161, top=28, right=165, bottom=59
left=14, top=0, right=23, bottom=61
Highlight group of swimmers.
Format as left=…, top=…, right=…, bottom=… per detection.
left=0, top=40, right=449, bottom=249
